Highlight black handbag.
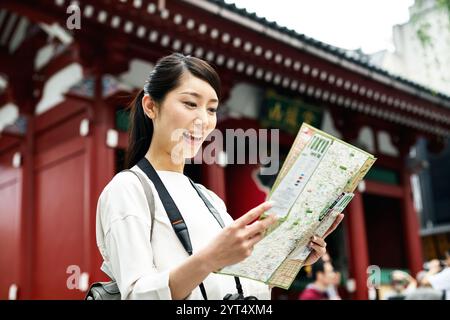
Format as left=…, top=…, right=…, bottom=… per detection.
left=85, top=169, right=155, bottom=300
left=85, top=282, right=121, bottom=300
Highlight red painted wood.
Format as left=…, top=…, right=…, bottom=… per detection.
left=0, top=135, right=22, bottom=154
left=225, top=164, right=268, bottom=220
left=30, top=101, right=91, bottom=299
left=18, top=114, right=35, bottom=300
left=118, top=131, right=128, bottom=150
left=345, top=191, right=370, bottom=300
left=34, top=99, right=87, bottom=134
left=88, top=76, right=116, bottom=283
left=32, top=145, right=86, bottom=299
left=201, top=162, right=227, bottom=204
left=35, top=112, right=86, bottom=156
left=0, top=151, right=19, bottom=186
left=0, top=149, right=21, bottom=300
left=165, top=0, right=450, bottom=131
left=35, top=136, right=84, bottom=170
left=401, top=170, right=424, bottom=277
left=0, top=1, right=57, bottom=25
left=19, top=0, right=450, bottom=133
left=365, top=180, right=403, bottom=199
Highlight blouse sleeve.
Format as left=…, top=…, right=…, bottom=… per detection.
left=97, top=171, right=172, bottom=300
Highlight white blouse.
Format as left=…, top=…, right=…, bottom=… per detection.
left=96, top=165, right=271, bottom=300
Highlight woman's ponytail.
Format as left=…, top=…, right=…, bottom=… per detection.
left=126, top=89, right=153, bottom=168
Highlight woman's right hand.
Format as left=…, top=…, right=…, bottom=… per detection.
left=199, top=201, right=277, bottom=272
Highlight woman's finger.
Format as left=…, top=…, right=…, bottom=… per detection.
left=311, top=236, right=326, bottom=248
left=246, top=232, right=264, bottom=248
left=235, top=201, right=273, bottom=228
left=309, top=242, right=327, bottom=256
left=245, top=214, right=277, bottom=238
left=323, top=213, right=344, bottom=239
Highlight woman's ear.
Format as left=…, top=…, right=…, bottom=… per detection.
left=142, top=94, right=158, bottom=119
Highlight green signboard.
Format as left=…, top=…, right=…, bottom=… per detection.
left=260, top=90, right=323, bottom=135
left=116, top=108, right=130, bottom=132
left=365, top=166, right=399, bottom=185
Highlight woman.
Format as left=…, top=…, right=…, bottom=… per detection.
left=96, top=53, right=343, bottom=300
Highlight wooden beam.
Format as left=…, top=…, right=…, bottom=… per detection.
left=0, top=1, right=57, bottom=25
left=365, top=180, right=403, bottom=198
left=34, top=98, right=87, bottom=134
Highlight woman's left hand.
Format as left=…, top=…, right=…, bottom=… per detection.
left=304, top=213, right=344, bottom=266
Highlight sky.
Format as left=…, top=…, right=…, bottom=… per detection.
left=224, top=0, right=415, bottom=54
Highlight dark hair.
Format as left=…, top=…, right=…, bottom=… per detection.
left=126, top=53, right=221, bottom=168
left=309, top=258, right=325, bottom=281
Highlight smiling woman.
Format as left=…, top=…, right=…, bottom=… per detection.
left=93, top=53, right=331, bottom=300
left=126, top=53, right=221, bottom=170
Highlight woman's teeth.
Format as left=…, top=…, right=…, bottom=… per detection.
left=183, top=132, right=202, bottom=142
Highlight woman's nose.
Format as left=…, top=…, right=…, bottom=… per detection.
left=193, top=117, right=206, bottom=133
left=194, top=109, right=208, bottom=127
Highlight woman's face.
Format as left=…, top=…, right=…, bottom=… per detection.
left=147, top=72, right=219, bottom=162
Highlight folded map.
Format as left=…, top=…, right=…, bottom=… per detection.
left=217, top=123, right=376, bottom=289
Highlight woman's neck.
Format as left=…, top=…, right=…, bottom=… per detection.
left=145, top=144, right=185, bottom=173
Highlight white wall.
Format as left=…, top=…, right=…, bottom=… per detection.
left=0, top=103, right=19, bottom=133
left=374, top=0, right=450, bottom=95
left=119, top=59, right=154, bottom=89
left=35, top=63, right=83, bottom=115
left=320, top=110, right=342, bottom=139
left=223, top=82, right=264, bottom=119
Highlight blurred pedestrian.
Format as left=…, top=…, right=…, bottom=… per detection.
left=404, top=270, right=445, bottom=300
left=298, top=258, right=335, bottom=300
left=383, top=270, right=416, bottom=300
left=321, top=253, right=341, bottom=300
left=421, top=250, right=450, bottom=300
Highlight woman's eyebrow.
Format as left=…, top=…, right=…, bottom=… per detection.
left=180, top=91, right=218, bottom=103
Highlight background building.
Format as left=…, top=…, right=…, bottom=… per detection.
left=370, top=0, right=450, bottom=264
left=1, top=0, right=450, bottom=300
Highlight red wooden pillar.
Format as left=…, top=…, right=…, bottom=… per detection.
left=401, top=170, right=424, bottom=277
left=19, top=114, right=34, bottom=299
left=394, top=132, right=423, bottom=278
left=332, top=110, right=369, bottom=299
left=199, top=78, right=234, bottom=204
left=0, top=135, right=25, bottom=300
left=201, top=162, right=227, bottom=203
left=86, top=75, right=116, bottom=283
left=200, top=123, right=228, bottom=202
left=345, top=191, right=370, bottom=300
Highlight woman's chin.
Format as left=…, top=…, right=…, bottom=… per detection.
left=183, top=149, right=201, bottom=160
left=180, top=144, right=202, bottom=160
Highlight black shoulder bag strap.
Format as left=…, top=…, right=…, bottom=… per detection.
left=187, top=179, right=244, bottom=297
left=137, top=157, right=244, bottom=300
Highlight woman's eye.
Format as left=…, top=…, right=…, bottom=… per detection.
left=184, top=102, right=197, bottom=108
left=208, top=108, right=218, bottom=113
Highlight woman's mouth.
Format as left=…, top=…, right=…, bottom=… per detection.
left=182, top=131, right=203, bottom=144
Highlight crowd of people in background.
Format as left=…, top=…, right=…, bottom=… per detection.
left=384, top=249, right=450, bottom=300
left=297, top=249, right=450, bottom=300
